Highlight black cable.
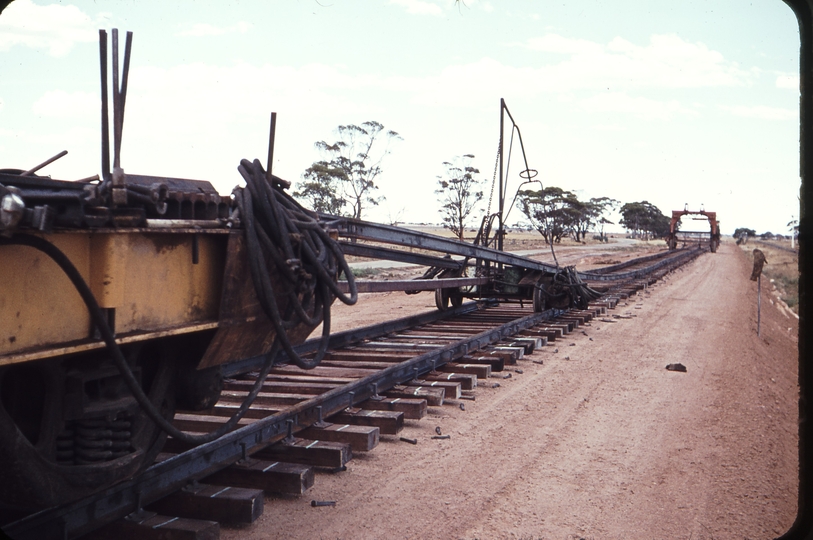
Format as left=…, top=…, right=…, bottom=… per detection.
left=2, top=160, right=356, bottom=443
left=234, top=158, right=357, bottom=370
left=0, top=233, right=279, bottom=445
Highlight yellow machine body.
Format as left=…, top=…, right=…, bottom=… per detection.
left=0, top=229, right=228, bottom=366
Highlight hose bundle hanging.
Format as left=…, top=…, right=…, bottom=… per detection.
left=234, top=158, right=357, bottom=370
left=537, top=266, right=603, bottom=310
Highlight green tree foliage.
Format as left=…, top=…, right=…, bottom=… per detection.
left=518, top=186, right=580, bottom=244
left=733, top=227, right=757, bottom=239
left=619, top=201, right=671, bottom=240
left=435, top=154, right=484, bottom=240
left=519, top=188, right=620, bottom=245
left=571, top=196, right=619, bottom=242
left=297, top=121, right=401, bottom=219
left=294, top=162, right=345, bottom=214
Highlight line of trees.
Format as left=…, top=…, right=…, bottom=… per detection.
left=617, top=201, right=672, bottom=240
left=293, top=121, right=673, bottom=244
left=517, top=188, right=620, bottom=244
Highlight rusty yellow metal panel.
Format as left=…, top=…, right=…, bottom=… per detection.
left=115, top=233, right=224, bottom=334
left=0, top=231, right=227, bottom=365
left=90, top=233, right=127, bottom=308
left=0, top=234, right=92, bottom=356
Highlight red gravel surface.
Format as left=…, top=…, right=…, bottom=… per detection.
left=222, top=240, right=798, bottom=539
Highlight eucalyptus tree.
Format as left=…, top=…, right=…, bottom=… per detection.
left=298, top=121, right=401, bottom=219
left=435, top=154, right=484, bottom=240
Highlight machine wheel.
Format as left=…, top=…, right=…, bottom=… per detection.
left=435, top=285, right=464, bottom=311
left=533, top=283, right=546, bottom=312
left=435, top=287, right=450, bottom=310
left=0, top=342, right=176, bottom=512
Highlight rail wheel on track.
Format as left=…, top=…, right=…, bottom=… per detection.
left=0, top=342, right=176, bottom=512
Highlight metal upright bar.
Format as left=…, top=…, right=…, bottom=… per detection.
left=267, top=112, right=277, bottom=182
left=498, top=98, right=505, bottom=253
left=98, top=30, right=110, bottom=182
left=758, top=274, right=762, bottom=337
left=112, top=29, right=121, bottom=169
left=117, top=30, right=133, bottom=155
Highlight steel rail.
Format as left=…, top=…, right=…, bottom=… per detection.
left=337, top=277, right=491, bottom=294
left=5, top=302, right=558, bottom=540
left=327, top=215, right=702, bottom=284
left=582, top=249, right=677, bottom=275
left=578, top=247, right=703, bottom=282
left=323, top=215, right=559, bottom=273
left=339, top=241, right=464, bottom=270
left=221, top=299, right=492, bottom=378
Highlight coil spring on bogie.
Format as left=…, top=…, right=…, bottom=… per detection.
left=55, top=413, right=133, bottom=465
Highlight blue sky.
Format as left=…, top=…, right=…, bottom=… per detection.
left=0, top=0, right=801, bottom=235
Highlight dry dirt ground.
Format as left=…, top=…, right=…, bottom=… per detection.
left=222, top=239, right=798, bottom=539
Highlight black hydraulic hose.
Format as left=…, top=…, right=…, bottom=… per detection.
left=0, top=233, right=283, bottom=445
left=234, top=158, right=357, bottom=370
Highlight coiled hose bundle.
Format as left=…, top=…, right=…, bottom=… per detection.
left=234, top=158, right=357, bottom=369
left=538, top=266, right=603, bottom=310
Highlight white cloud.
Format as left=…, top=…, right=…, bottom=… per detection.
left=0, top=0, right=103, bottom=57
left=524, top=34, right=603, bottom=55
left=721, top=104, right=797, bottom=121
left=581, top=92, right=698, bottom=120
left=519, top=33, right=751, bottom=89
left=176, top=21, right=253, bottom=37
left=31, top=90, right=97, bottom=118
left=776, top=74, right=800, bottom=90
left=389, top=0, right=443, bottom=16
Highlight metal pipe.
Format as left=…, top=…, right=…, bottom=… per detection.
left=112, top=29, right=121, bottom=169
left=758, top=274, right=762, bottom=338
left=498, top=98, right=504, bottom=252
left=267, top=112, right=277, bottom=182
left=99, top=30, right=111, bottom=182
left=336, top=276, right=490, bottom=294
left=20, top=150, right=68, bottom=177
left=119, top=31, right=133, bottom=124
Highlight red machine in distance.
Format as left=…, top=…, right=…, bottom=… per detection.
left=666, top=205, right=721, bottom=253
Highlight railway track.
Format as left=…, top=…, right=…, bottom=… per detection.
left=2, top=247, right=702, bottom=540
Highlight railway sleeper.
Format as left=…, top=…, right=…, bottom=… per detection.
left=405, top=379, right=462, bottom=400
left=442, top=362, right=491, bottom=379
left=83, top=512, right=220, bottom=540
left=460, top=353, right=505, bottom=372
left=253, top=438, right=352, bottom=470
left=329, top=408, right=405, bottom=434
left=554, top=317, right=581, bottom=329
left=204, top=458, right=314, bottom=496
left=491, top=345, right=524, bottom=360
left=424, top=371, right=478, bottom=390
left=359, top=396, right=428, bottom=419
left=221, top=379, right=340, bottom=395
left=146, top=484, right=264, bottom=526
left=300, top=424, right=380, bottom=452
left=384, top=385, right=445, bottom=407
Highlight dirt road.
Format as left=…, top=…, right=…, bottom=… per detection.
left=223, top=241, right=798, bottom=539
